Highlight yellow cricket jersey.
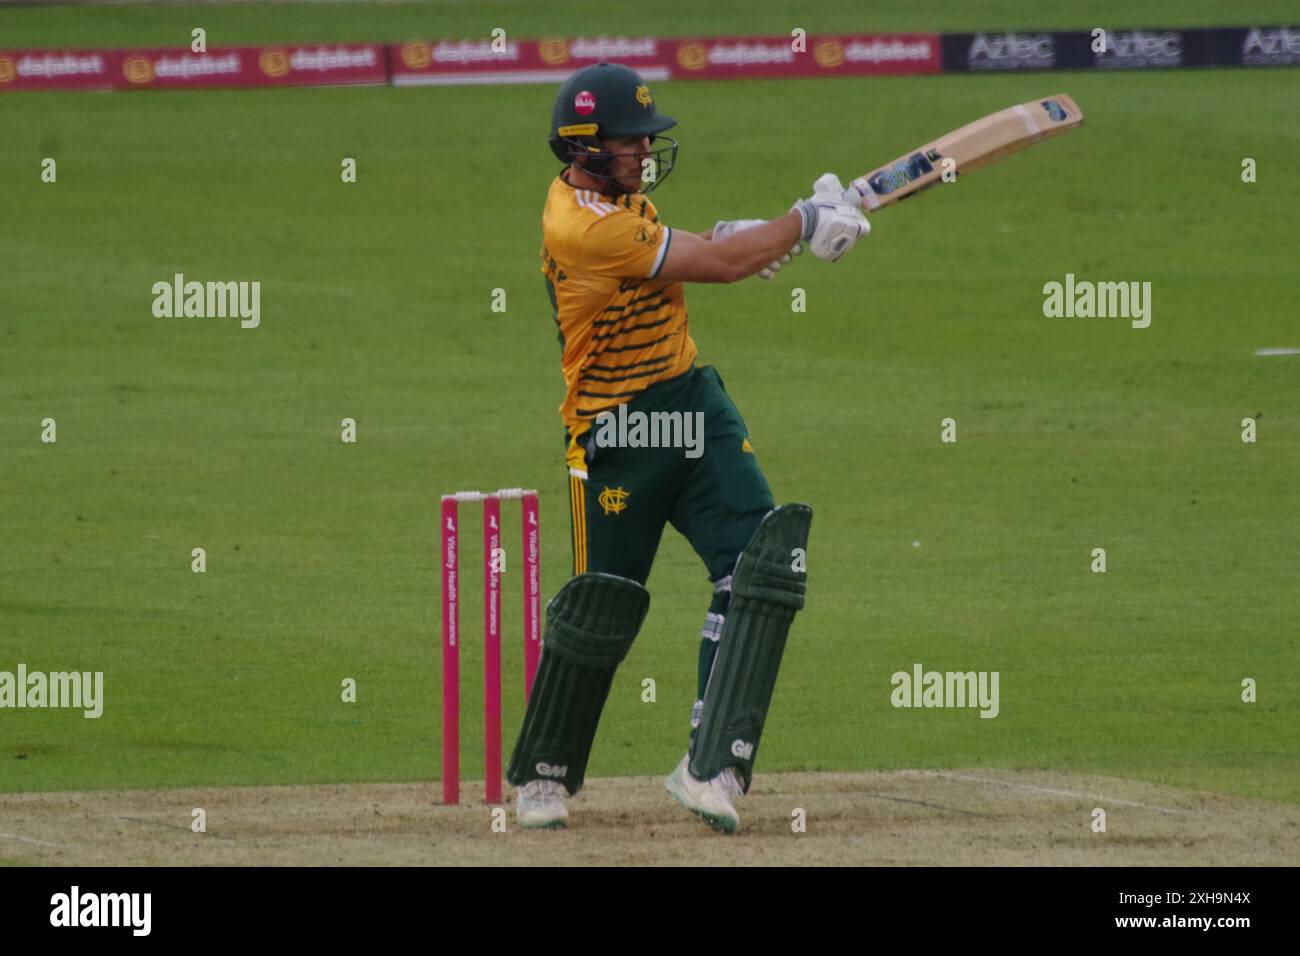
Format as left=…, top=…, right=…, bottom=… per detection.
left=540, top=172, right=697, bottom=456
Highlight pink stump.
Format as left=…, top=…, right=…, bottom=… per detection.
left=440, top=496, right=460, bottom=805
left=522, top=492, right=541, bottom=698
left=482, top=496, right=502, bottom=804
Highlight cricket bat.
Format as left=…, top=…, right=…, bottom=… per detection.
left=844, top=94, right=1083, bottom=213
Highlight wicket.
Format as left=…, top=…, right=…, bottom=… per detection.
left=440, top=488, right=541, bottom=805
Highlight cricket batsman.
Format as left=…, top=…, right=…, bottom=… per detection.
left=507, top=62, right=869, bottom=832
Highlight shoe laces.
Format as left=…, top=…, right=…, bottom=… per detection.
left=531, top=779, right=566, bottom=800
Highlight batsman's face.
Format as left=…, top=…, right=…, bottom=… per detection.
left=602, top=135, right=652, bottom=194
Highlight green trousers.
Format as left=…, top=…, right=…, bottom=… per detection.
left=565, top=365, right=775, bottom=586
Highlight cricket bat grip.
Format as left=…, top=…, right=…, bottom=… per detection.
left=843, top=181, right=878, bottom=213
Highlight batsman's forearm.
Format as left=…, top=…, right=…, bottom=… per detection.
left=712, top=212, right=801, bottom=276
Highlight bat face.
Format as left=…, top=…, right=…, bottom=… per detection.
left=846, top=94, right=1083, bottom=213
left=864, top=148, right=943, bottom=200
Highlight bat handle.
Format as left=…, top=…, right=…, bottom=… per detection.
left=843, top=182, right=877, bottom=212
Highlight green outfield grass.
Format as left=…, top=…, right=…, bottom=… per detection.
left=1, top=2, right=1297, bottom=804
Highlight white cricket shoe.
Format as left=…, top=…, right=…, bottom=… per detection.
left=665, top=753, right=743, bottom=834
left=516, top=779, right=569, bottom=829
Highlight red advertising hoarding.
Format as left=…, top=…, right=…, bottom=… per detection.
left=116, top=45, right=386, bottom=90
left=0, top=45, right=387, bottom=92
left=390, top=36, right=670, bottom=85
left=668, top=35, right=941, bottom=79
left=389, top=34, right=940, bottom=85
left=0, top=49, right=117, bottom=91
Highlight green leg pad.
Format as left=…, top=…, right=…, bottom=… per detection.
left=507, top=572, right=649, bottom=795
left=689, top=504, right=812, bottom=791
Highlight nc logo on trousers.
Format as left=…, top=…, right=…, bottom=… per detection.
left=730, top=740, right=754, bottom=760
left=536, top=762, right=568, bottom=778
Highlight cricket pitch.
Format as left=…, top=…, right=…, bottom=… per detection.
left=2, top=770, right=1296, bottom=866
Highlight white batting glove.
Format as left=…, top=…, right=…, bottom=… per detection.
left=791, top=173, right=870, bottom=262
left=758, top=241, right=802, bottom=279
left=713, top=219, right=804, bottom=280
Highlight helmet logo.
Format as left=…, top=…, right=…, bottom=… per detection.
left=635, top=84, right=652, bottom=106
left=574, top=90, right=596, bottom=115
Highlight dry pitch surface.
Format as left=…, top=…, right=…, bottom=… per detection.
left=3, top=770, right=1297, bottom=866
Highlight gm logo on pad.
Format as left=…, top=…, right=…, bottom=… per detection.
left=730, top=739, right=754, bottom=760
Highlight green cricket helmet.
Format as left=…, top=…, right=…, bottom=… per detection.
left=548, top=62, right=678, bottom=193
